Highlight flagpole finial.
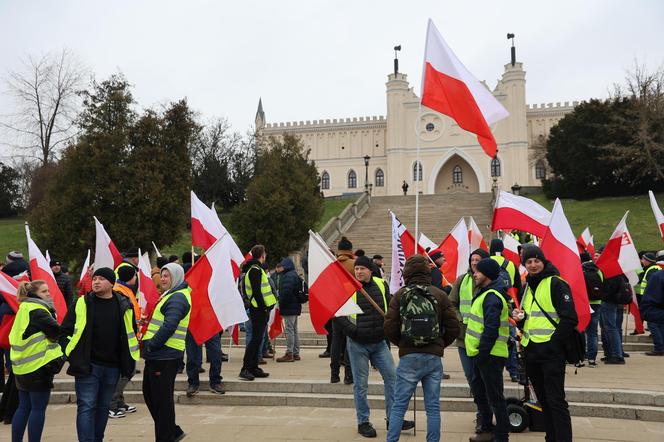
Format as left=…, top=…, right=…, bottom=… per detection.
left=393, top=45, right=401, bottom=76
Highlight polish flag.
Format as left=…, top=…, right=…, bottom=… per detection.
left=439, top=218, right=471, bottom=283
left=576, top=227, right=595, bottom=256
left=94, top=217, right=123, bottom=271
left=502, top=233, right=522, bottom=270
left=228, top=324, right=240, bottom=345
left=390, top=211, right=428, bottom=293
left=79, top=249, right=91, bottom=284
left=539, top=200, right=590, bottom=331
left=596, top=212, right=642, bottom=280
left=186, top=234, right=249, bottom=345
left=421, top=19, right=509, bottom=158
left=649, top=191, right=664, bottom=241
left=308, top=230, right=362, bottom=335
left=492, top=191, right=552, bottom=238
left=137, top=249, right=160, bottom=316
left=468, top=217, right=488, bottom=251
left=25, top=224, right=67, bottom=323
left=0, top=272, right=19, bottom=313
left=268, top=307, right=283, bottom=340
left=418, top=232, right=439, bottom=253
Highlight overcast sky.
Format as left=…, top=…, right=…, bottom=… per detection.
left=1, top=0, right=663, bottom=149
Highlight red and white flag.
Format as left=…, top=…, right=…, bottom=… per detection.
left=94, top=217, right=123, bottom=271
left=228, top=324, right=240, bottom=345
left=25, top=224, right=68, bottom=323
left=649, top=191, right=664, bottom=241
left=502, top=233, right=522, bottom=270
left=596, top=212, right=642, bottom=280
left=390, top=211, right=428, bottom=293
left=539, top=200, right=590, bottom=331
left=439, top=218, right=471, bottom=283
left=492, top=191, right=551, bottom=238
left=268, top=307, right=283, bottom=340
left=186, top=234, right=249, bottom=345
left=576, top=227, right=595, bottom=256
left=0, top=272, right=19, bottom=313
left=137, top=249, right=160, bottom=315
left=468, top=216, right=488, bottom=251
left=79, top=249, right=91, bottom=284
left=421, top=19, right=509, bottom=158
left=308, top=230, right=362, bottom=335
left=418, top=232, right=439, bottom=253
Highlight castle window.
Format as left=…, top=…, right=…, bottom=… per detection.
left=453, top=165, right=463, bottom=184
left=375, top=169, right=384, bottom=187
left=412, top=161, right=423, bottom=181
left=347, top=170, right=357, bottom=188
left=535, top=160, right=547, bottom=180
left=491, top=157, right=501, bottom=177
left=321, top=171, right=330, bottom=189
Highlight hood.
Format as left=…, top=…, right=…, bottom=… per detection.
left=403, top=255, right=432, bottom=285
left=337, top=250, right=354, bottom=260
left=279, top=257, right=295, bottom=272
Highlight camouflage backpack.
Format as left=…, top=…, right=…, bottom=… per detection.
left=399, top=284, right=441, bottom=347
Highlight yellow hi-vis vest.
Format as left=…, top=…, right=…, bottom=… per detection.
left=244, top=265, right=277, bottom=309
left=9, top=302, right=63, bottom=375
left=521, top=276, right=560, bottom=347
left=636, top=265, right=662, bottom=295
left=350, top=277, right=388, bottom=322
left=464, top=289, right=509, bottom=358
left=143, top=287, right=191, bottom=351
left=64, top=295, right=139, bottom=361
left=490, top=255, right=516, bottom=287
left=459, top=273, right=474, bottom=324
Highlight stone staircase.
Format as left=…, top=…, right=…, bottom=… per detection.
left=334, top=193, right=494, bottom=273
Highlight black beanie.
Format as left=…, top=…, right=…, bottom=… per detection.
left=156, top=256, right=169, bottom=268
left=580, top=251, right=592, bottom=263
left=489, top=238, right=505, bottom=255
left=117, top=265, right=136, bottom=283
left=643, top=252, right=657, bottom=263
left=354, top=255, right=374, bottom=270
left=125, top=247, right=139, bottom=258
left=338, top=236, right=353, bottom=251
left=521, top=246, right=546, bottom=265
left=469, top=248, right=489, bottom=263
left=476, top=258, right=500, bottom=281
left=93, top=267, right=116, bottom=285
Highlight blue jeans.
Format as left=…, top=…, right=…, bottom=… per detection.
left=75, top=363, right=120, bottom=442
left=600, top=302, right=622, bottom=358
left=186, top=332, right=222, bottom=387
left=650, top=322, right=664, bottom=352
left=387, top=353, right=442, bottom=442
left=585, top=304, right=601, bottom=360
left=346, top=338, right=396, bottom=425
left=12, top=390, right=50, bottom=442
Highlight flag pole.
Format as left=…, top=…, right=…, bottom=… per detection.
left=358, top=288, right=386, bottom=316
left=414, top=102, right=422, bottom=255
left=227, top=329, right=233, bottom=362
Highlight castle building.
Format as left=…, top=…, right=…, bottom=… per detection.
left=257, top=61, right=576, bottom=197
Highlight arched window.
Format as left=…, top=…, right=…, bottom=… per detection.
left=535, top=160, right=547, bottom=180
left=412, top=161, right=423, bottom=181
left=321, top=171, right=330, bottom=189
left=452, top=165, right=463, bottom=184
left=490, top=157, right=501, bottom=177
left=347, top=170, right=357, bottom=188
left=375, top=168, right=384, bottom=187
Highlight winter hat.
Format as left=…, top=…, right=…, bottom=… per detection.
left=521, top=246, right=547, bottom=265
left=489, top=239, right=505, bottom=255
left=49, top=260, right=62, bottom=267
left=372, top=254, right=383, bottom=260
left=125, top=247, right=139, bottom=258
left=92, top=267, right=116, bottom=285
left=7, top=251, right=23, bottom=260
left=156, top=256, right=169, bottom=268
left=337, top=236, right=353, bottom=251
left=476, top=258, right=501, bottom=281
left=355, top=249, right=366, bottom=257
left=642, top=252, right=657, bottom=263
left=580, top=251, right=593, bottom=263
left=117, top=265, right=137, bottom=283
left=469, top=248, right=490, bottom=263
left=354, top=255, right=374, bottom=270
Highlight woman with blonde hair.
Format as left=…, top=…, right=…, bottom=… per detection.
left=9, top=280, right=63, bottom=442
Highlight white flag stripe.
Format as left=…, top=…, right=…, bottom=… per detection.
left=79, top=249, right=91, bottom=282
left=94, top=216, right=116, bottom=270
left=207, top=235, right=248, bottom=328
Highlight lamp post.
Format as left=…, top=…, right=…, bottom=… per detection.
left=363, top=155, right=371, bottom=193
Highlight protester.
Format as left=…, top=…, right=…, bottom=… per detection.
left=634, top=252, right=661, bottom=335
left=428, top=251, right=449, bottom=294
left=77, top=264, right=94, bottom=298
left=641, top=267, right=664, bottom=356
left=185, top=331, right=224, bottom=396
left=329, top=237, right=356, bottom=383
left=513, top=246, right=578, bottom=442
left=276, top=258, right=303, bottom=362
left=336, top=255, right=414, bottom=438
left=51, top=260, right=74, bottom=307
left=59, top=267, right=138, bottom=442
left=580, top=251, right=603, bottom=366
left=449, top=248, right=489, bottom=432
left=401, top=180, right=408, bottom=196
left=601, top=272, right=630, bottom=364
left=239, top=245, right=276, bottom=381
left=115, top=247, right=139, bottom=278
left=3, top=251, right=29, bottom=278
left=372, top=255, right=385, bottom=278
left=10, top=280, right=63, bottom=442
left=384, top=254, right=460, bottom=442
left=142, top=263, right=191, bottom=442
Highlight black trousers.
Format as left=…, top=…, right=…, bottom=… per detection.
left=143, top=359, right=183, bottom=442
left=330, top=321, right=350, bottom=376
left=526, top=357, right=572, bottom=442
left=242, top=308, right=268, bottom=371
left=469, top=355, right=509, bottom=441
left=324, top=320, right=333, bottom=353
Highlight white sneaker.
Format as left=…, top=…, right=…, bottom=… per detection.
left=118, top=404, right=137, bottom=413
left=108, top=410, right=126, bottom=419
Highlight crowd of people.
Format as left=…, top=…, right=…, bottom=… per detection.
left=0, top=229, right=663, bottom=442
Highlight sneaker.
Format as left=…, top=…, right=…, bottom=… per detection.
left=293, top=354, right=301, bottom=361
left=587, top=360, right=597, bottom=367
left=645, top=351, right=664, bottom=356
left=319, top=350, right=331, bottom=358
left=209, top=383, right=226, bottom=394
left=358, top=422, right=377, bottom=438
left=623, top=353, right=630, bottom=358
left=443, top=373, right=451, bottom=380
left=198, top=367, right=206, bottom=373
left=186, top=385, right=199, bottom=398
left=108, top=410, right=126, bottom=419
left=604, top=357, right=626, bottom=365
left=239, top=369, right=255, bottom=381
left=263, top=351, right=274, bottom=359
left=386, top=419, right=415, bottom=431
left=118, top=404, right=137, bottom=413
left=251, top=368, right=269, bottom=378
left=330, top=374, right=340, bottom=384
left=221, top=353, right=229, bottom=362
left=276, top=353, right=295, bottom=362
left=258, top=358, right=267, bottom=365
left=343, top=373, right=354, bottom=385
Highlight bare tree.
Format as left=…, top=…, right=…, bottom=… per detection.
left=2, top=49, right=85, bottom=165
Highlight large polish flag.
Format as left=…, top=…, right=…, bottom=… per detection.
left=308, top=231, right=362, bottom=334
left=596, top=212, right=642, bottom=280
left=94, top=217, right=123, bottom=271
left=186, top=234, right=249, bottom=345
left=492, top=191, right=552, bottom=238
left=421, top=19, right=509, bottom=158
left=390, top=211, right=428, bottom=293
left=468, top=216, right=488, bottom=251
left=539, top=200, right=590, bottom=331
left=25, top=225, right=68, bottom=322
left=649, top=191, right=664, bottom=241
left=576, top=227, right=595, bottom=257
left=440, top=218, right=471, bottom=283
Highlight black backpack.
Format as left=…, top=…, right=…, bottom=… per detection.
left=582, top=262, right=604, bottom=302
left=614, top=275, right=633, bottom=305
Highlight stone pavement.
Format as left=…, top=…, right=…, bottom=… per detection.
left=1, top=404, right=663, bottom=441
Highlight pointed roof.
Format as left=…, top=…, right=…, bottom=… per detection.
left=255, top=98, right=265, bottom=123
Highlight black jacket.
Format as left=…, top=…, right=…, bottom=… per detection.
left=602, top=274, right=628, bottom=303
left=59, top=291, right=137, bottom=377
left=14, top=297, right=62, bottom=392
left=3, top=259, right=29, bottom=277
left=337, top=278, right=391, bottom=344
left=520, top=262, right=579, bottom=361
left=53, top=271, right=74, bottom=307
left=277, top=258, right=303, bottom=316
left=473, top=279, right=509, bottom=362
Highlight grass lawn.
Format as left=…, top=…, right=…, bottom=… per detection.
left=528, top=193, right=664, bottom=251
left=316, top=197, right=355, bottom=230
left=0, top=217, right=27, bottom=255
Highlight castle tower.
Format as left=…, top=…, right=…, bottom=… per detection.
left=255, top=98, right=265, bottom=129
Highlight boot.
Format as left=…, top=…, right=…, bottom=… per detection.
left=276, top=352, right=295, bottom=362
left=469, top=432, right=495, bottom=442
